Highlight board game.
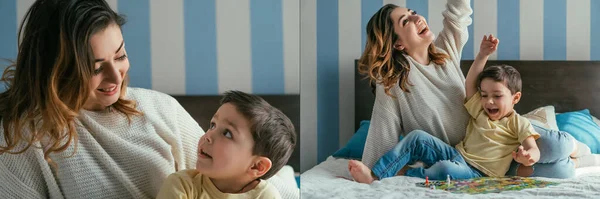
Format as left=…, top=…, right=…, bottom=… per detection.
left=415, top=176, right=559, bottom=194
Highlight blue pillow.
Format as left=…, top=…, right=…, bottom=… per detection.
left=332, top=120, right=371, bottom=159
left=556, top=109, right=600, bottom=153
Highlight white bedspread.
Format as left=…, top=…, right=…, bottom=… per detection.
left=301, top=156, right=600, bottom=199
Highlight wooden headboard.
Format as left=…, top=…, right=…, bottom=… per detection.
left=172, top=95, right=300, bottom=172
left=355, top=60, right=600, bottom=130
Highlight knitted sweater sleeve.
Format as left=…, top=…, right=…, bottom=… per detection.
left=0, top=137, right=63, bottom=198
left=433, top=0, right=473, bottom=69
left=361, top=85, right=403, bottom=168
left=0, top=148, right=47, bottom=198
left=173, top=99, right=204, bottom=171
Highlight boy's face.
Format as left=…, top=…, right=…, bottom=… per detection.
left=196, top=103, right=256, bottom=179
left=479, top=78, right=521, bottom=121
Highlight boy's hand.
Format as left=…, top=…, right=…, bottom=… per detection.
left=512, top=146, right=536, bottom=166
left=479, top=34, right=499, bottom=57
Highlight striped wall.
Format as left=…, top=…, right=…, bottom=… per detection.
left=0, top=0, right=299, bottom=95
left=300, top=0, right=599, bottom=172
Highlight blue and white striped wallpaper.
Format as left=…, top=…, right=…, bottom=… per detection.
left=0, top=0, right=299, bottom=95
left=300, top=0, right=599, bottom=172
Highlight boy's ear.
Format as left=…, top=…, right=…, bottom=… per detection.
left=248, top=157, right=272, bottom=178
left=512, top=92, right=522, bottom=104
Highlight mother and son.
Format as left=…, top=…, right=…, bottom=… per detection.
left=348, top=0, right=600, bottom=183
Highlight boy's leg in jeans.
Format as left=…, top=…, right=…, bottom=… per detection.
left=404, top=156, right=483, bottom=180
left=506, top=124, right=576, bottom=178
left=533, top=124, right=576, bottom=163
left=371, top=130, right=466, bottom=180
left=507, top=158, right=574, bottom=178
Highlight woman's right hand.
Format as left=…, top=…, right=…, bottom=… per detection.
left=479, top=34, right=499, bottom=57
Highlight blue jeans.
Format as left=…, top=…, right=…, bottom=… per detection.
left=371, top=130, right=483, bottom=180
left=505, top=124, right=576, bottom=178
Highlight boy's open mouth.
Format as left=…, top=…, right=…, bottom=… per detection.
left=487, top=108, right=499, bottom=115
left=200, top=149, right=213, bottom=159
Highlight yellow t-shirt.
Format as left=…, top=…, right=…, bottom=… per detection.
left=455, top=92, right=540, bottom=177
left=156, top=169, right=281, bottom=199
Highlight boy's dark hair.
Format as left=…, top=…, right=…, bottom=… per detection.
left=476, top=65, right=522, bottom=94
left=220, top=90, right=296, bottom=180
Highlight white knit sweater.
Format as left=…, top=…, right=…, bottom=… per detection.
left=0, top=87, right=298, bottom=199
left=361, top=0, right=473, bottom=168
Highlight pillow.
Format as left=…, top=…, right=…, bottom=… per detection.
left=556, top=109, right=600, bottom=153
left=523, top=106, right=559, bottom=131
left=332, top=120, right=371, bottom=159
left=274, top=165, right=298, bottom=188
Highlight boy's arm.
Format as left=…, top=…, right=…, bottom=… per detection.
left=465, top=35, right=499, bottom=100
left=513, top=136, right=541, bottom=166
left=465, top=53, right=488, bottom=99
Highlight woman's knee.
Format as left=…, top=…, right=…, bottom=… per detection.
left=404, top=130, right=432, bottom=141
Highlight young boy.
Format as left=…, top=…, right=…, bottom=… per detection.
left=157, top=91, right=296, bottom=198
left=348, top=35, right=583, bottom=183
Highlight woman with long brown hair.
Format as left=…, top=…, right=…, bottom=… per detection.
left=352, top=0, right=589, bottom=180
left=356, top=1, right=472, bottom=169
left=0, top=0, right=297, bottom=198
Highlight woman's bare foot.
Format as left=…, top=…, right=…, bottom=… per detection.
left=348, top=160, right=377, bottom=184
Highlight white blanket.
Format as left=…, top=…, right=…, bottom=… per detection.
left=301, top=157, right=600, bottom=199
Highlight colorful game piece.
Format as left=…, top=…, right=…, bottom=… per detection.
left=425, top=176, right=429, bottom=186
left=429, top=184, right=435, bottom=190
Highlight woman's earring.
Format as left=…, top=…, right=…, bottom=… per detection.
left=396, top=47, right=405, bottom=54
left=395, top=45, right=404, bottom=51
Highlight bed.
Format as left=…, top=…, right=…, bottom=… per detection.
left=300, top=60, right=600, bottom=198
